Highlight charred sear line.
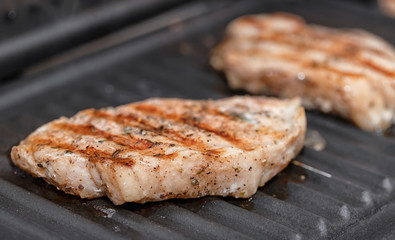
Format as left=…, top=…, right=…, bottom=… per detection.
left=91, top=109, right=208, bottom=150
left=239, top=48, right=364, bottom=78
left=31, top=138, right=135, bottom=166
left=360, top=59, right=395, bottom=77
left=52, top=122, right=153, bottom=150
left=250, top=33, right=391, bottom=59
left=244, top=32, right=395, bottom=77
left=133, top=104, right=250, bottom=150
left=51, top=122, right=176, bottom=159
left=112, top=149, right=121, bottom=158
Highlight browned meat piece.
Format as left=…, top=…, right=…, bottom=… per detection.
left=11, top=96, right=305, bottom=205
left=211, top=13, right=395, bottom=132
left=379, top=0, right=395, bottom=18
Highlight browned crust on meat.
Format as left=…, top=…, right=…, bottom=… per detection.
left=11, top=96, right=306, bottom=205
left=29, top=138, right=136, bottom=166
left=211, top=12, right=395, bottom=132
left=133, top=104, right=249, bottom=150
left=90, top=109, right=208, bottom=151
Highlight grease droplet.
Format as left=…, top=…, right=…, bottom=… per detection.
left=304, top=129, right=326, bottom=151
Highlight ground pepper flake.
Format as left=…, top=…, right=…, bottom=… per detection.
left=191, top=179, right=199, bottom=186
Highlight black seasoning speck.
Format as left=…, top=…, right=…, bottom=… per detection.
left=112, top=150, right=121, bottom=158
left=148, top=142, right=159, bottom=148
left=123, top=126, right=133, bottom=133
left=191, top=179, right=199, bottom=186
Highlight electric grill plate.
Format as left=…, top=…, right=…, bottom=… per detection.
left=0, top=0, right=394, bottom=239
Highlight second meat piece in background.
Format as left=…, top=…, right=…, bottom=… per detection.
left=211, top=12, right=395, bottom=133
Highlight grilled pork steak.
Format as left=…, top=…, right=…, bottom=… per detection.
left=211, top=13, right=395, bottom=132
left=11, top=96, right=305, bottom=205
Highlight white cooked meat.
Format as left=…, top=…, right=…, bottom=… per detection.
left=211, top=12, right=395, bottom=132
left=11, top=96, right=306, bottom=205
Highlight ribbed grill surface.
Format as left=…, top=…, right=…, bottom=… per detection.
left=0, top=0, right=394, bottom=239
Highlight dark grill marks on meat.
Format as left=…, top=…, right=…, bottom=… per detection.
left=233, top=14, right=394, bottom=68
left=361, top=59, right=395, bottom=77
left=89, top=107, right=244, bottom=153
left=33, top=122, right=180, bottom=164
left=90, top=103, right=282, bottom=152
left=11, top=96, right=306, bottom=204
left=222, top=14, right=395, bottom=82
left=212, top=13, right=395, bottom=132
left=226, top=40, right=382, bottom=79
left=236, top=34, right=394, bottom=78
left=52, top=122, right=154, bottom=150
left=89, top=109, right=207, bottom=151
left=133, top=104, right=250, bottom=150
left=132, top=103, right=288, bottom=151
left=30, top=138, right=135, bottom=166
left=235, top=49, right=365, bottom=78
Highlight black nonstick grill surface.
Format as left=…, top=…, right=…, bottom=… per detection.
left=0, top=0, right=188, bottom=80
left=0, top=0, right=394, bottom=239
